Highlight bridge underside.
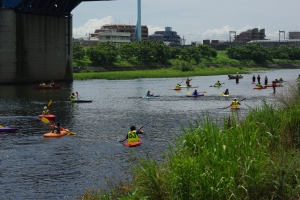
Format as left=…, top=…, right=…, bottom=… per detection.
left=2, top=0, right=110, bottom=17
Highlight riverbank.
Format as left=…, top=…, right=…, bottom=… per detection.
left=73, top=67, right=267, bottom=80
left=82, top=82, right=300, bottom=200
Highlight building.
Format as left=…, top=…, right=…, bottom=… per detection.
left=91, top=24, right=148, bottom=41
left=234, top=28, right=266, bottom=42
left=98, top=29, right=131, bottom=47
left=73, top=38, right=99, bottom=47
left=148, top=27, right=181, bottom=47
left=288, top=31, right=300, bottom=39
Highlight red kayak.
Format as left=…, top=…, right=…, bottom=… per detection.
left=38, top=114, right=56, bottom=120
left=231, top=106, right=240, bottom=110
left=174, top=88, right=181, bottom=90
left=125, top=138, right=142, bottom=147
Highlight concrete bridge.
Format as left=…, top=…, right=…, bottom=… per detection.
left=0, top=0, right=110, bottom=84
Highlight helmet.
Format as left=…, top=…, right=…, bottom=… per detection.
left=234, top=98, right=237, bottom=100
left=44, top=106, right=47, bottom=109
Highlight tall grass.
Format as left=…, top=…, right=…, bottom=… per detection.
left=73, top=67, right=267, bottom=80
left=82, top=83, right=300, bottom=200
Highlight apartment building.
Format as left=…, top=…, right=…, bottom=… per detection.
left=148, top=27, right=181, bottom=47
left=98, top=29, right=131, bottom=47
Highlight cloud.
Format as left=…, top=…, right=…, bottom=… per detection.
left=73, top=16, right=113, bottom=38
left=148, top=25, right=164, bottom=35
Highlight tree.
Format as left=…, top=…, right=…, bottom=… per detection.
left=73, top=44, right=85, bottom=60
left=181, top=46, right=201, bottom=64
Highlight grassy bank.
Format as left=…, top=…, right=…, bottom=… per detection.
left=82, top=83, right=300, bottom=200
left=73, top=66, right=267, bottom=80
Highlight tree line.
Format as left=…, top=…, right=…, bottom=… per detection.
left=73, top=41, right=300, bottom=66
left=73, top=40, right=217, bottom=65
left=227, top=43, right=300, bottom=63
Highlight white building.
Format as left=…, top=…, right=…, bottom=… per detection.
left=98, top=29, right=131, bottom=47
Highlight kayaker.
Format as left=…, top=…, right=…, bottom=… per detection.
left=230, top=98, right=241, bottom=107
left=256, top=83, right=262, bottom=88
left=175, top=83, right=181, bottom=89
left=125, top=125, right=144, bottom=142
left=272, top=81, right=276, bottom=93
left=252, top=75, right=256, bottom=83
left=51, top=122, right=69, bottom=134
left=39, top=81, right=46, bottom=87
left=224, top=89, right=229, bottom=95
left=257, top=75, right=261, bottom=84
left=42, top=106, right=50, bottom=115
left=192, top=90, right=198, bottom=95
left=264, top=76, right=268, bottom=85
left=186, top=78, right=192, bottom=87
left=146, top=91, right=153, bottom=97
left=49, top=80, right=55, bottom=87
left=214, top=81, right=222, bottom=86
left=70, top=93, right=76, bottom=101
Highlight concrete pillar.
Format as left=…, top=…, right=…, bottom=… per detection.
left=0, top=9, right=73, bottom=84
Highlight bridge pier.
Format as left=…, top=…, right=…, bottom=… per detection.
left=0, top=9, right=73, bottom=84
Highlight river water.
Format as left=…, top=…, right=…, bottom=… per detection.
left=0, top=69, right=299, bottom=199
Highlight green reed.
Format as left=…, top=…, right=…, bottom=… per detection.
left=73, top=67, right=267, bottom=80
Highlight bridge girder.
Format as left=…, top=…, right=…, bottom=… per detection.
left=2, top=0, right=111, bottom=17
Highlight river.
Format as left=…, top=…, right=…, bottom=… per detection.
left=0, top=69, right=298, bottom=199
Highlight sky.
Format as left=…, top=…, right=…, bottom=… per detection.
left=72, top=0, right=300, bottom=44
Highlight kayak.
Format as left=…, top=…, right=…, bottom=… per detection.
left=180, top=86, right=199, bottom=88
left=187, top=93, right=204, bottom=97
left=231, top=106, right=240, bottom=110
left=221, top=93, right=230, bottom=97
left=32, top=85, right=61, bottom=90
left=43, top=130, right=68, bottom=138
left=0, top=127, right=18, bottom=132
left=60, top=100, right=93, bottom=103
left=174, top=88, right=181, bottom=90
left=125, top=138, right=142, bottom=147
left=38, top=114, right=56, bottom=120
left=142, top=94, right=160, bottom=98
left=253, top=86, right=267, bottom=89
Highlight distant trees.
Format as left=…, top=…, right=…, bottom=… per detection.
left=227, top=43, right=300, bottom=62
left=73, top=44, right=85, bottom=60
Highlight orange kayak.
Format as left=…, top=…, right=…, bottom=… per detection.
left=125, top=138, right=142, bottom=147
left=231, top=106, right=240, bottom=110
left=43, top=131, right=68, bottom=138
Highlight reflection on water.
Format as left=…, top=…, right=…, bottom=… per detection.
left=0, top=69, right=299, bottom=199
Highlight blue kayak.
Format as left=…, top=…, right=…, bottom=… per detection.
left=0, top=127, right=19, bottom=132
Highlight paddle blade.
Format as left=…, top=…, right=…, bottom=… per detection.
left=48, top=100, right=52, bottom=107
left=202, top=91, right=207, bottom=93
left=0, top=125, right=3, bottom=128
left=41, top=117, right=50, bottom=124
left=220, top=92, right=223, bottom=96
left=187, top=92, right=192, bottom=94
left=68, top=131, right=75, bottom=135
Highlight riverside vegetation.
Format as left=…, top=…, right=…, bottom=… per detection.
left=81, top=82, right=300, bottom=199
left=73, top=41, right=300, bottom=80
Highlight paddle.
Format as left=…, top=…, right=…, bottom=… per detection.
left=222, top=98, right=246, bottom=109
left=187, top=91, right=207, bottom=94
left=48, top=100, right=52, bottom=107
left=119, top=122, right=150, bottom=142
left=41, top=117, right=75, bottom=135
left=76, top=91, right=79, bottom=100
left=0, top=125, right=3, bottom=128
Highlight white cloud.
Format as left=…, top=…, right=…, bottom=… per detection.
left=148, top=25, right=164, bottom=35
left=73, top=16, right=113, bottom=38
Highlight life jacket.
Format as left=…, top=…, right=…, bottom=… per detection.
left=232, top=100, right=239, bottom=106
left=215, top=82, right=221, bottom=86
left=53, top=126, right=61, bottom=134
left=128, top=130, right=139, bottom=142
left=42, top=110, right=49, bottom=115
left=176, top=84, right=180, bottom=88
left=70, top=95, right=75, bottom=101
